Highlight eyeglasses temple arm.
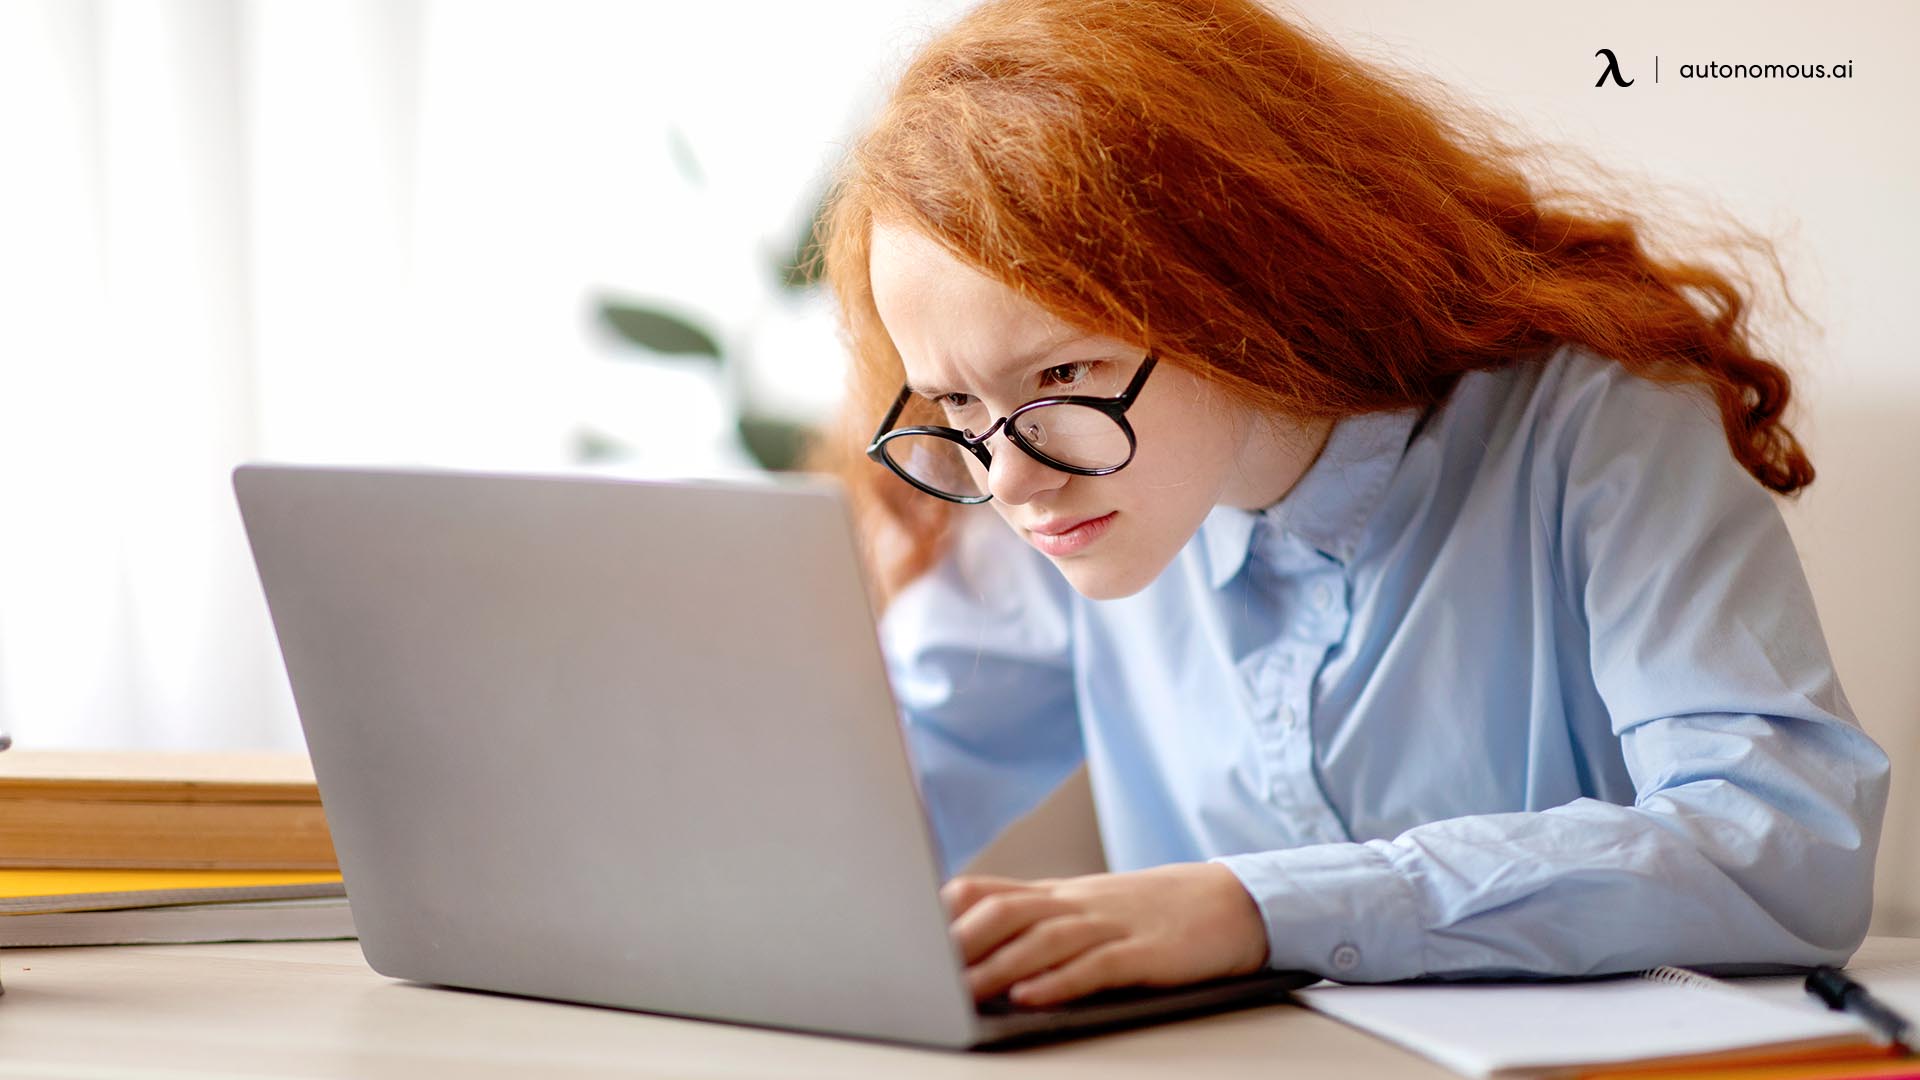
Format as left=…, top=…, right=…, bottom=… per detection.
left=1118, top=353, right=1158, bottom=403
left=867, top=386, right=914, bottom=452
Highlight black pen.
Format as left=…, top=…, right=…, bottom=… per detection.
left=1806, top=965, right=1914, bottom=1053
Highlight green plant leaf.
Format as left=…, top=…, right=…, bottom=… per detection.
left=737, top=415, right=818, bottom=472
left=572, top=426, right=633, bottom=463
left=666, top=125, right=705, bottom=188
left=599, top=301, right=723, bottom=360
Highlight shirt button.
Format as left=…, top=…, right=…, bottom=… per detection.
left=1280, top=703, right=1298, bottom=728
left=1329, top=943, right=1361, bottom=972
left=1313, top=584, right=1333, bottom=610
left=1278, top=653, right=1296, bottom=672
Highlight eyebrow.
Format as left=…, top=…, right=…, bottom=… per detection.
left=904, top=335, right=1094, bottom=399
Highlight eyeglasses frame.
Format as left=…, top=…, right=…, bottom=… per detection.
left=865, top=352, right=1159, bottom=504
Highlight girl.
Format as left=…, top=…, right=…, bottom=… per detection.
left=806, top=0, right=1890, bottom=1009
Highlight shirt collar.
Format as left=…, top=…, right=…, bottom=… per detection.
left=1198, top=405, right=1423, bottom=588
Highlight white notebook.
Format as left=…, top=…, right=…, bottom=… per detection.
left=1295, top=964, right=1889, bottom=1078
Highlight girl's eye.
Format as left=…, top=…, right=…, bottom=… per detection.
left=1041, top=361, right=1094, bottom=388
left=939, top=392, right=974, bottom=410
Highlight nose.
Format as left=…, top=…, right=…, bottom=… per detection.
left=985, top=428, right=1068, bottom=505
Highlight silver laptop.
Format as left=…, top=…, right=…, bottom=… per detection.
left=232, top=463, right=1314, bottom=1049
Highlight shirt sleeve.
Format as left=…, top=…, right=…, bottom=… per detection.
left=1210, top=363, right=1891, bottom=982
left=878, top=508, right=1086, bottom=879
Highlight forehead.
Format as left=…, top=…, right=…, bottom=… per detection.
left=868, top=222, right=1092, bottom=389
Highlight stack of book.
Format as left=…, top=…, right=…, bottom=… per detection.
left=0, top=751, right=353, bottom=947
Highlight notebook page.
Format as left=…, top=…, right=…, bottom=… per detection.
left=1294, top=973, right=1871, bottom=1078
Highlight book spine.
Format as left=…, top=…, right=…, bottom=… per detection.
left=0, top=800, right=338, bottom=870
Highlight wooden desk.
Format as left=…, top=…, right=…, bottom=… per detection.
left=7, top=939, right=1916, bottom=1078
left=0, top=939, right=1444, bottom=1078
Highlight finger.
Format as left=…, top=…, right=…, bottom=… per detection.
left=1009, top=939, right=1145, bottom=1007
left=965, top=916, right=1126, bottom=1002
left=951, top=891, right=1079, bottom=965
left=939, top=875, right=1036, bottom=920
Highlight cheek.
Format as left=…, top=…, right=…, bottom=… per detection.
left=1152, top=401, right=1244, bottom=486
left=1127, top=424, right=1237, bottom=496
left=1126, top=386, right=1240, bottom=481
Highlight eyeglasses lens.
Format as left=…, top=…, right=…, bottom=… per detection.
left=880, top=434, right=989, bottom=500
left=883, top=403, right=1130, bottom=500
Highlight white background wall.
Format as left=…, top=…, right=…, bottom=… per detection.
left=2, top=1, right=1913, bottom=930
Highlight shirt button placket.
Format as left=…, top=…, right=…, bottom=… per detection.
left=1282, top=567, right=1350, bottom=843
left=1253, top=647, right=1291, bottom=803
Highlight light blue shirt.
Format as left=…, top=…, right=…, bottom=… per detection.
left=878, top=342, right=1890, bottom=983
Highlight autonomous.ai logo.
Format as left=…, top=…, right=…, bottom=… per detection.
left=1590, top=48, right=1855, bottom=86
left=1594, top=48, right=1634, bottom=87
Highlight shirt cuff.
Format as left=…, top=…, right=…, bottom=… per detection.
left=1209, top=840, right=1428, bottom=982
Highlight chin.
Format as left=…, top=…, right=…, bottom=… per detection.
left=1053, top=554, right=1162, bottom=601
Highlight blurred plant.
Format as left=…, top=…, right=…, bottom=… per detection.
left=584, top=127, right=833, bottom=472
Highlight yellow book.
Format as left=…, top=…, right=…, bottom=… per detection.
left=0, top=868, right=344, bottom=915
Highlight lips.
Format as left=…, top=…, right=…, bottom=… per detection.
left=1025, top=511, right=1117, bottom=557
left=1028, top=513, right=1107, bottom=536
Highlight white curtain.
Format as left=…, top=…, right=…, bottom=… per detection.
left=0, top=0, right=968, bottom=750
left=1, top=0, right=293, bottom=749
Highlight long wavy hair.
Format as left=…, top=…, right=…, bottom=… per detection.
left=803, top=0, right=1814, bottom=608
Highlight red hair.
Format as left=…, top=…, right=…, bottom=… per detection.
left=804, top=0, right=1814, bottom=608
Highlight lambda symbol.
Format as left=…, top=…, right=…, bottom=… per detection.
left=1594, top=48, right=1635, bottom=87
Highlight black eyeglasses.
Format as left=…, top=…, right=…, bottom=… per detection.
left=866, top=353, right=1158, bottom=504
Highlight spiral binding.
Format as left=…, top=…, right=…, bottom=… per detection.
left=1641, top=965, right=1732, bottom=992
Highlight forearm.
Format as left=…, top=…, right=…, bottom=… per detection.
left=1212, top=712, right=1889, bottom=982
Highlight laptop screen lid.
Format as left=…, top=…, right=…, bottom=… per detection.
left=233, top=464, right=981, bottom=1047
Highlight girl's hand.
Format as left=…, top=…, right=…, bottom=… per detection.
left=942, top=862, right=1271, bottom=1007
